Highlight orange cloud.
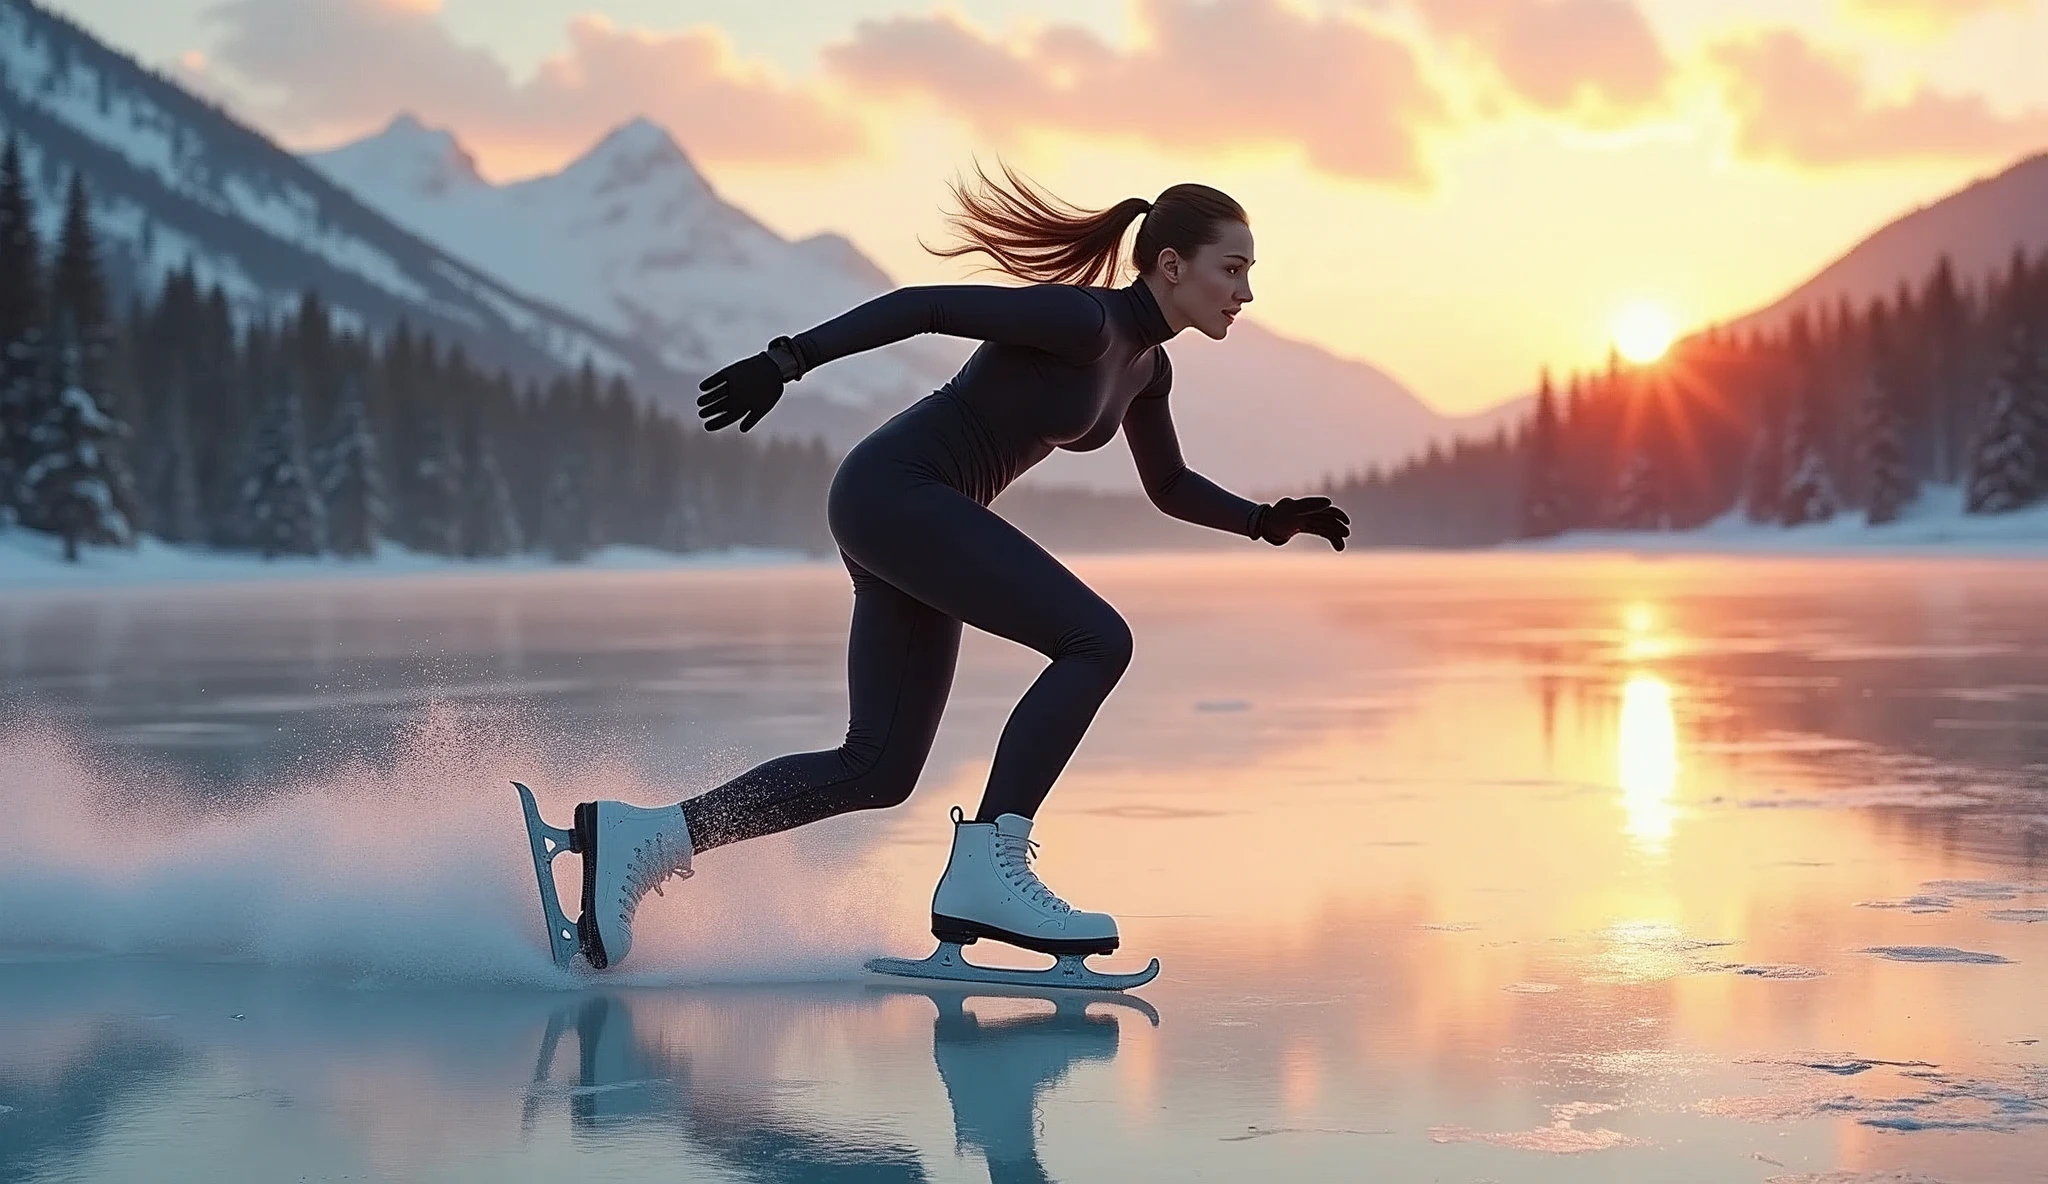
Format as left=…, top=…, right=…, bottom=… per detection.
left=202, top=0, right=865, bottom=170
left=1838, top=0, right=2034, bottom=39
left=1410, top=0, right=1673, bottom=126
left=1706, top=28, right=2048, bottom=167
left=822, top=0, right=1449, bottom=187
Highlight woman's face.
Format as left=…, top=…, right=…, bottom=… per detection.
left=1156, top=220, right=1255, bottom=340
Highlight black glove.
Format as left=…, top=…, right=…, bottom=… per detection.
left=697, top=349, right=788, bottom=433
left=1255, top=496, right=1351, bottom=551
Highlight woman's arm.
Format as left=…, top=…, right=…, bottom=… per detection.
left=786, top=283, right=1110, bottom=375
left=1121, top=351, right=1265, bottom=537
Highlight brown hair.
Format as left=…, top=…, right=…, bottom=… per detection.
left=925, top=159, right=1247, bottom=288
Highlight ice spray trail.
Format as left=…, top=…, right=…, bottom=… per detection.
left=0, top=704, right=908, bottom=987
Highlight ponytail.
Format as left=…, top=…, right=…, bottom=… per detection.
left=926, top=160, right=1246, bottom=288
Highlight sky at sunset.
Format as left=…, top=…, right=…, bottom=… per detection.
left=42, top=0, right=2048, bottom=415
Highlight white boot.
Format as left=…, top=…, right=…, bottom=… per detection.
left=576, top=800, right=694, bottom=970
left=930, top=807, right=1119, bottom=956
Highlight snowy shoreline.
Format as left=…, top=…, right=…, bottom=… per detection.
left=0, top=529, right=823, bottom=591
left=1507, top=485, right=2048, bottom=558
left=9, top=486, right=2048, bottom=591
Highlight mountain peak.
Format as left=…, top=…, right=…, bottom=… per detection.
left=565, top=117, right=708, bottom=197
left=311, top=112, right=484, bottom=197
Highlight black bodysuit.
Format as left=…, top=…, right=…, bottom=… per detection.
left=680, top=278, right=1263, bottom=851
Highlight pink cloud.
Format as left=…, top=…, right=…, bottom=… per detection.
left=822, top=0, right=1449, bottom=186
left=1411, top=0, right=1674, bottom=124
left=200, top=0, right=866, bottom=169
left=1707, top=28, right=2048, bottom=167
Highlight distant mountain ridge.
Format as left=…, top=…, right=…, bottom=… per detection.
left=0, top=0, right=656, bottom=385
left=1734, top=151, right=2048, bottom=333
left=311, top=113, right=1475, bottom=493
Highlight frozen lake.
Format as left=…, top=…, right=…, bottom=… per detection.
left=2, top=551, right=2045, bottom=1183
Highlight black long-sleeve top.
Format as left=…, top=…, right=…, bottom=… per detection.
left=785, top=278, right=1263, bottom=536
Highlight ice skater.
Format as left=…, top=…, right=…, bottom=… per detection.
left=518, top=166, right=1349, bottom=989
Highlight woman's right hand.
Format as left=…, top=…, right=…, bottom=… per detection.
left=697, top=352, right=786, bottom=432
left=1256, top=496, right=1351, bottom=550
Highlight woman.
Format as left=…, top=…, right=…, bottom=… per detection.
left=569, top=167, right=1350, bottom=971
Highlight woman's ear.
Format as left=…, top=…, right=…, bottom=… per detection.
left=1156, top=247, right=1183, bottom=283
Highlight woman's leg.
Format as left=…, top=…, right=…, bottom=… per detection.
left=679, top=553, right=962, bottom=853
left=833, top=478, right=1134, bottom=823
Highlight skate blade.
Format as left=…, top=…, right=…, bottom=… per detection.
left=865, top=941, right=1160, bottom=993
left=865, top=977, right=1161, bottom=1025
left=515, top=781, right=581, bottom=971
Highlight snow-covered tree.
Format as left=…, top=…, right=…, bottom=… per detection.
left=18, top=326, right=133, bottom=560
left=239, top=372, right=326, bottom=558
left=1608, top=445, right=1663, bottom=530
left=1861, top=302, right=1915, bottom=526
left=1780, top=389, right=1837, bottom=527
left=0, top=137, right=40, bottom=527
left=460, top=433, right=522, bottom=558
left=1741, top=415, right=1783, bottom=525
left=1519, top=369, right=1567, bottom=538
left=314, top=376, right=383, bottom=558
left=407, top=411, right=463, bottom=556
left=540, top=449, right=596, bottom=561
left=1965, top=322, right=2042, bottom=514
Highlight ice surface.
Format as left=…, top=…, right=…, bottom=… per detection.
left=6, top=552, right=2048, bottom=1181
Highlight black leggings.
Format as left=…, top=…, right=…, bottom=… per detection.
left=680, top=396, right=1134, bottom=853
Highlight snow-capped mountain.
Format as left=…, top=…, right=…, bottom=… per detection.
left=308, top=114, right=972, bottom=449
left=311, top=113, right=1471, bottom=492
left=0, top=0, right=657, bottom=384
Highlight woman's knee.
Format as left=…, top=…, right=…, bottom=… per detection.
left=1058, top=604, right=1134, bottom=676
left=837, top=735, right=929, bottom=811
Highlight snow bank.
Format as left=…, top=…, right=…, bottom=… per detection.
left=0, top=529, right=821, bottom=591
left=1510, top=484, right=2048, bottom=557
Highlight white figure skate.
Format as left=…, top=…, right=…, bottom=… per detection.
left=866, top=807, right=1160, bottom=992
left=515, top=782, right=694, bottom=970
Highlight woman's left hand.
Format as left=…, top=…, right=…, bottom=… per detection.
left=1258, top=496, right=1351, bottom=551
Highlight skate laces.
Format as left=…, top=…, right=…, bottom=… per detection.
left=619, top=830, right=694, bottom=919
left=994, top=832, right=1071, bottom=914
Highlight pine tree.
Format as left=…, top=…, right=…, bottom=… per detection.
left=1861, top=300, right=1915, bottom=525
left=1965, top=321, right=2041, bottom=514
left=0, top=138, right=38, bottom=348
left=1609, top=445, right=1662, bottom=530
left=460, top=432, right=522, bottom=558
left=408, top=408, right=463, bottom=555
left=47, top=172, right=136, bottom=531
left=51, top=176, right=108, bottom=382
left=315, top=375, right=383, bottom=558
left=1742, top=413, right=1783, bottom=524
left=135, top=272, right=205, bottom=543
left=540, top=454, right=595, bottom=561
left=1519, top=369, right=1566, bottom=538
left=1780, top=396, right=1839, bottom=527
left=151, top=374, right=205, bottom=543
left=239, top=371, right=326, bottom=558
left=538, top=385, right=596, bottom=560
left=18, top=319, right=134, bottom=560
left=0, top=137, right=41, bottom=527
left=1921, top=256, right=1971, bottom=485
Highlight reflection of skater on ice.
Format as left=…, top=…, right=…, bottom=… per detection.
left=521, top=988, right=1154, bottom=1184
left=522, top=993, right=930, bottom=1181
left=518, top=164, right=1348, bottom=988
left=915, top=985, right=1158, bottom=1184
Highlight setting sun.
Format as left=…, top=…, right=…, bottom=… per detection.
left=1612, top=303, right=1677, bottom=365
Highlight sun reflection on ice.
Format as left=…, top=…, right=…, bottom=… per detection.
left=1618, top=673, right=1680, bottom=856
